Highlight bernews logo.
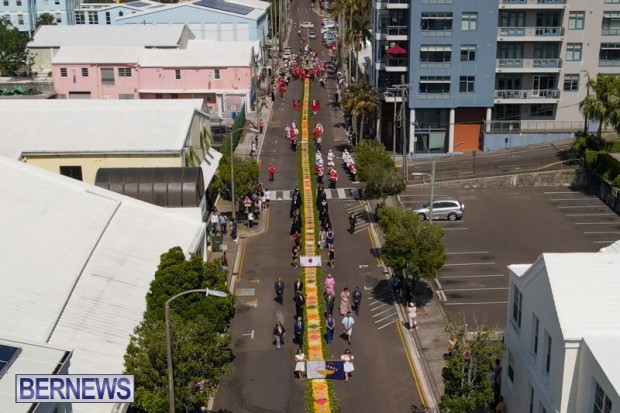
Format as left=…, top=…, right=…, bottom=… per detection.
left=16, top=374, right=135, bottom=403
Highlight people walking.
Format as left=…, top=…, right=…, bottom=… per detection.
left=273, top=322, right=286, bottom=350
left=275, top=278, right=285, bottom=305
left=264, top=188, right=271, bottom=209
left=342, top=312, right=355, bottom=345
left=352, top=287, right=362, bottom=316
left=326, top=228, right=335, bottom=249
left=219, top=213, right=228, bottom=235
left=325, top=289, right=335, bottom=315
left=324, top=273, right=335, bottom=295
left=291, top=245, right=300, bottom=268
left=325, top=313, right=335, bottom=345
left=294, top=348, right=306, bottom=381
left=341, top=349, right=354, bottom=382
left=294, top=278, right=304, bottom=295
left=210, top=211, right=219, bottom=235
left=339, top=288, right=352, bottom=316
left=268, top=163, right=275, bottom=181
left=349, top=212, right=357, bottom=234
left=407, top=302, right=418, bottom=330
left=294, top=316, right=304, bottom=347
left=230, top=218, right=238, bottom=242
left=294, top=292, right=305, bottom=319
left=259, top=118, right=264, bottom=134
left=248, top=210, right=255, bottom=228
left=328, top=244, right=335, bottom=268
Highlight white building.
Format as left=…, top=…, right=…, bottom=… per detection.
left=503, top=242, right=620, bottom=413
left=0, top=157, right=207, bottom=413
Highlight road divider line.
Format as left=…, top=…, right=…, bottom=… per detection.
left=441, top=274, right=503, bottom=279
left=443, top=262, right=496, bottom=266
left=443, top=287, right=509, bottom=292
left=446, top=251, right=489, bottom=255
left=445, top=301, right=508, bottom=306
left=567, top=213, right=616, bottom=217
left=550, top=198, right=598, bottom=201
left=558, top=205, right=606, bottom=209
left=575, top=222, right=618, bottom=225
left=584, top=231, right=620, bottom=234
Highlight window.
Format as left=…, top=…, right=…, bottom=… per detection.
left=101, top=68, right=115, bottom=86
left=594, top=381, right=613, bottom=413
left=599, top=43, right=620, bottom=66
left=59, top=166, right=83, bottom=181
left=529, top=385, right=535, bottom=413
left=544, top=331, right=552, bottom=374
left=118, top=11, right=123, bottom=17
left=119, top=94, right=134, bottom=99
left=568, top=11, right=585, bottom=30
left=605, top=0, right=620, bottom=3
left=421, top=12, right=453, bottom=35
left=17, top=14, right=23, bottom=24
left=512, top=283, right=522, bottom=328
left=54, top=0, right=59, bottom=4
left=419, top=76, right=451, bottom=94
left=75, top=11, right=84, bottom=24
left=3, top=14, right=9, bottom=23
left=459, top=76, right=475, bottom=93
left=118, top=68, right=131, bottom=77
left=566, top=43, right=583, bottom=61
left=16, top=0, right=21, bottom=5
left=60, top=68, right=68, bottom=77
left=81, top=68, right=89, bottom=77
left=175, top=69, right=181, bottom=80
left=460, top=44, right=476, bottom=62
left=530, top=104, right=554, bottom=117
left=420, top=45, right=451, bottom=68
left=563, top=74, right=579, bottom=91
left=507, top=351, right=515, bottom=382
left=88, top=11, right=98, bottom=24
left=531, top=314, right=540, bottom=355
left=170, top=93, right=178, bottom=99
left=461, top=12, right=478, bottom=31
left=55, top=13, right=61, bottom=23
left=602, top=12, right=620, bottom=35
left=214, top=69, right=221, bottom=79
left=2, top=0, right=8, bottom=6
left=155, top=93, right=163, bottom=99
left=105, top=11, right=110, bottom=24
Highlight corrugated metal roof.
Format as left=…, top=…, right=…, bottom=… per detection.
left=542, top=252, right=620, bottom=340
left=139, top=39, right=258, bottom=67
left=28, top=24, right=187, bottom=48
left=0, top=158, right=205, bottom=413
left=583, top=336, right=620, bottom=396
left=52, top=46, right=144, bottom=64
left=600, top=239, right=620, bottom=253
left=116, top=0, right=265, bottom=22
left=0, top=99, right=206, bottom=159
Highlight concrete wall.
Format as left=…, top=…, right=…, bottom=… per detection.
left=483, top=132, right=574, bottom=151
left=407, top=169, right=584, bottom=189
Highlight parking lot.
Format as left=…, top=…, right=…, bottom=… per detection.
left=399, top=186, right=620, bottom=330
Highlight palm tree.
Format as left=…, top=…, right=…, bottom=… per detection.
left=344, top=17, right=372, bottom=81
left=579, top=74, right=620, bottom=138
left=342, top=81, right=380, bottom=144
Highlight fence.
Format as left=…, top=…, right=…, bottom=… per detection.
left=220, top=103, right=246, bottom=156
left=584, top=170, right=620, bottom=215
left=0, top=80, right=55, bottom=95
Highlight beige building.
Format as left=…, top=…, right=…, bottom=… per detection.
left=0, top=98, right=212, bottom=184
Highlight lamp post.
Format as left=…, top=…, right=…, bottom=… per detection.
left=227, top=127, right=259, bottom=220
left=383, top=90, right=398, bottom=162
left=165, top=288, right=228, bottom=413
left=411, top=159, right=436, bottom=222
left=580, top=69, right=591, bottom=136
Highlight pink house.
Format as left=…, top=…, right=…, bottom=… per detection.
left=51, top=40, right=260, bottom=120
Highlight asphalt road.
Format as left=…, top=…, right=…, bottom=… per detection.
left=399, top=186, right=620, bottom=329
left=213, top=3, right=425, bottom=411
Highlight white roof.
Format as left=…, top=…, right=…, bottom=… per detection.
left=0, top=99, right=207, bottom=159
left=201, top=147, right=224, bottom=187
left=540, top=252, right=620, bottom=339
left=0, top=338, right=71, bottom=413
left=227, top=0, right=270, bottom=10
left=600, top=239, right=620, bottom=253
left=28, top=24, right=188, bottom=48
left=76, top=0, right=163, bottom=11
left=52, top=46, right=144, bottom=64
left=139, top=39, right=258, bottom=67
left=116, top=0, right=265, bottom=22
left=584, top=336, right=620, bottom=396
left=0, top=157, right=205, bottom=413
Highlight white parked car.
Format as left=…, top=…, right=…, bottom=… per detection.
left=323, top=22, right=336, bottom=29
left=283, top=51, right=292, bottom=59
left=322, top=18, right=335, bottom=26
left=320, top=26, right=334, bottom=34
left=300, top=21, right=314, bottom=28
left=308, top=31, right=317, bottom=39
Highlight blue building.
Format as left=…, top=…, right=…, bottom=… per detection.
left=1, top=0, right=78, bottom=32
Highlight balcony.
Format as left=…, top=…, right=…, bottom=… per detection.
left=500, top=0, right=566, bottom=9
left=380, top=86, right=406, bottom=102
left=496, top=58, right=562, bottom=72
left=376, top=25, right=408, bottom=40
left=376, top=56, right=408, bottom=72
left=599, top=59, right=620, bottom=67
left=497, top=26, right=564, bottom=41
left=494, top=89, right=561, bottom=103
left=375, top=0, right=409, bottom=10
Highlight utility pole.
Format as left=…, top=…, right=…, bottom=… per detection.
left=392, top=76, right=408, bottom=181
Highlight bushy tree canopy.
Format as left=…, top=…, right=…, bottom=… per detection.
left=212, top=155, right=259, bottom=201
left=0, top=19, right=31, bottom=76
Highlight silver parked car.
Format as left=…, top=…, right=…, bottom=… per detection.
left=413, top=198, right=464, bottom=221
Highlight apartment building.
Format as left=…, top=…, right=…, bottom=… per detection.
left=503, top=242, right=620, bottom=413
left=372, top=0, right=620, bottom=154
left=1, top=0, right=77, bottom=32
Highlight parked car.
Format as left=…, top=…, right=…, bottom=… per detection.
left=321, top=26, right=336, bottom=34
left=413, top=198, right=465, bottom=221
left=309, top=31, right=316, bottom=39
left=323, top=22, right=336, bottom=29
left=322, top=18, right=335, bottom=26
left=300, top=21, right=314, bottom=28
left=283, top=50, right=292, bottom=59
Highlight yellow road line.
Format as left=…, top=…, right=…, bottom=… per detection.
left=396, top=321, right=429, bottom=408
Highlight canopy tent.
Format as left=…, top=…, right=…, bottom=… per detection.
left=385, top=45, right=407, bottom=55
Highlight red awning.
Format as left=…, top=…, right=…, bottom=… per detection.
left=385, top=45, right=407, bottom=55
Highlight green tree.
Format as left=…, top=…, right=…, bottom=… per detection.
left=125, top=315, right=233, bottom=413
left=342, top=81, right=380, bottom=142
left=36, top=13, right=56, bottom=28
left=0, top=19, right=32, bottom=76
left=354, top=140, right=395, bottom=182
left=579, top=74, right=620, bottom=138
left=441, top=317, right=503, bottom=413
left=363, top=162, right=405, bottom=201
left=212, top=154, right=260, bottom=201
left=344, top=17, right=372, bottom=80
left=377, top=206, right=445, bottom=280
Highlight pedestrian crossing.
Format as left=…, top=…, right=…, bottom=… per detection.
left=270, top=187, right=361, bottom=201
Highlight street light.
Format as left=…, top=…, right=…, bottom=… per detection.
left=383, top=90, right=398, bottom=163
left=165, top=288, right=228, bottom=413
left=580, top=69, right=591, bottom=136
left=227, top=127, right=259, bottom=220
left=411, top=159, right=436, bottom=222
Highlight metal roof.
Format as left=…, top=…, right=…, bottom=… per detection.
left=139, top=39, right=258, bottom=67
left=0, top=157, right=205, bottom=413
left=52, top=46, right=144, bottom=64
left=195, top=0, right=253, bottom=15
left=584, top=336, right=620, bottom=396
left=116, top=0, right=266, bottom=22
left=28, top=24, right=188, bottom=48
left=0, top=99, right=207, bottom=159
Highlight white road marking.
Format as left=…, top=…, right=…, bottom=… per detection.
left=443, top=262, right=496, bottom=267
left=441, top=274, right=504, bottom=279
left=337, top=188, right=346, bottom=198
left=544, top=191, right=578, bottom=194
left=551, top=198, right=599, bottom=201
left=558, top=205, right=606, bottom=209
left=575, top=222, right=618, bottom=225
left=370, top=303, right=389, bottom=311
left=375, top=313, right=398, bottom=323
left=242, top=330, right=255, bottom=339
left=584, top=231, right=620, bottom=234
left=445, top=301, right=508, bottom=306
left=567, top=213, right=616, bottom=217
left=359, top=264, right=369, bottom=268
left=373, top=307, right=396, bottom=317
left=443, top=227, right=469, bottom=231
left=446, top=251, right=489, bottom=255
left=377, top=319, right=399, bottom=330
left=443, top=287, right=509, bottom=292
left=593, top=241, right=616, bottom=244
